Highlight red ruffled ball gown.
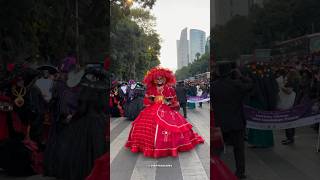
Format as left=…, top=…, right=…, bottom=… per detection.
left=211, top=111, right=238, bottom=180
left=125, top=84, right=204, bottom=158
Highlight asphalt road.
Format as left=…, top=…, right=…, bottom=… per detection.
left=221, top=126, right=320, bottom=180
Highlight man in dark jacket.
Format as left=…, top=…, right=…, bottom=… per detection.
left=213, top=61, right=253, bottom=179
left=175, top=81, right=187, bottom=118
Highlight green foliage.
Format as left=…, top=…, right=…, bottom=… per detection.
left=0, top=0, right=160, bottom=80
left=212, top=0, right=320, bottom=60
left=110, top=1, right=160, bottom=81
left=212, top=15, right=255, bottom=60
left=175, top=52, right=209, bottom=80
left=110, top=0, right=156, bottom=9
left=0, top=0, right=109, bottom=65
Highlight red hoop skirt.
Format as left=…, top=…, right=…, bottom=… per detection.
left=211, top=155, right=238, bottom=180
left=125, top=103, right=204, bottom=158
left=86, top=153, right=109, bottom=180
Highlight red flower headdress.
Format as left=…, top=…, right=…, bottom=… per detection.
left=143, top=67, right=176, bottom=88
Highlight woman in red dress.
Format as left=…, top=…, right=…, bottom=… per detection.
left=125, top=67, right=204, bottom=158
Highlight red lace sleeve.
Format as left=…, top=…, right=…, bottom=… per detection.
left=165, top=86, right=180, bottom=111
left=144, top=87, right=156, bottom=107
left=143, top=94, right=153, bottom=107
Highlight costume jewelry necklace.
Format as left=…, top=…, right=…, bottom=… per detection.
left=155, top=85, right=164, bottom=103
left=12, top=85, right=26, bottom=107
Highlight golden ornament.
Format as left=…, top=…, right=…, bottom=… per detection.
left=12, top=86, right=26, bottom=107
left=154, top=95, right=164, bottom=103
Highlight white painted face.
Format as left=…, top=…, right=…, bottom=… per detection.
left=130, top=83, right=137, bottom=89
left=155, top=76, right=166, bottom=85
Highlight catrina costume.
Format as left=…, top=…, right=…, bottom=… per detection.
left=85, top=58, right=110, bottom=180
left=124, top=80, right=145, bottom=121
left=45, top=63, right=107, bottom=180
left=110, top=81, right=124, bottom=117
left=125, top=67, right=204, bottom=158
left=35, top=65, right=59, bottom=144
left=43, top=57, right=82, bottom=178
left=0, top=63, right=43, bottom=176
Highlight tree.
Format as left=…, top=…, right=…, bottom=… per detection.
left=0, top=0, right=109, bottom=65
left=110, top=0, right=156, bottom=9
left=175, top=51, right=209, bottom=80
left=110, top=1, right=160, bottom=81
left=212, top=15, right=255, bottom=60
left=212, top=0, right=320, bottom=61
left=195, top=52, right=201, bottom=61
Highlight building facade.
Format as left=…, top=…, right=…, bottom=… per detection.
left=189, top=29, right=206, bottom=63
left=177, top=28, right=189, bottom=70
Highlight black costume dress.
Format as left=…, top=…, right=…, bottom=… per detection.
left=124, top=83, right=145, bottom=120
left=43, top=80, right=81, bottom=177
left=45, top=77, right=107, bottom=180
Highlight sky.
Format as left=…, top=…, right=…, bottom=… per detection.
left=151, top=0, right=210, bottom=72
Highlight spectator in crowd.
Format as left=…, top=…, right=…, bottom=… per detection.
left=175, top=81, right=188, bottom=118
left=213, top=61, right=253, bottom=179
left=277, top=67, right=298, bottom=145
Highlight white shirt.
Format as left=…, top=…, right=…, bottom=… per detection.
left=276, top=76, right=296, bottom=110
left=35, top=78, right=53, bottom=102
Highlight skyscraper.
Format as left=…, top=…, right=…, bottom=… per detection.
left=205, top=36, right=210, bottom=54
left=177, top=28, right=189, bottom=70
left=189, top=29, right=206, bottom=63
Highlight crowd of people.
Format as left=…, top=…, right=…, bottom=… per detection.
left=109, top=76, right=210, bottom=120
left=0, top=57, right=108, bottom=180
left=242, top=57, right=320, bottom=147
left=110, top=80, right=145, bottom=120
left=213, top=56, right=320, bottom=179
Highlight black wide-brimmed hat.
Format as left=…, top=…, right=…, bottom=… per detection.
left=80, top=65, right=108, bottom=89
left=6, top=63, right=40, bottom=87
left=36, top=65, right=59, bottom=74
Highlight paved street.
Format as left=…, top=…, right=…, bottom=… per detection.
left=221, top=127, right=320, bottom=180
left=0, top=103, right=210, bottom=180
left=110, top=103, right=210, bottom=180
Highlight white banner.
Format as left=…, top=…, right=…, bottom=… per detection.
left=187, top=98, right=210, bottom=103
left=247, top=114, right=320, bottom=130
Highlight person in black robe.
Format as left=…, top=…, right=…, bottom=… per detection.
left=124, top=80, right=145, bottom=121
left=175, top=81, right=187, bottom=118
left=213, top=61, right=253, bottom=179
left=44, top=58, right=82, bottom=177
left=51, top=67, right=107, bottom=180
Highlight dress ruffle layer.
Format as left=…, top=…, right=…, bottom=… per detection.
left=125, top=103, right=204, bottom=158
left=126, top=133, right=204, bottom=158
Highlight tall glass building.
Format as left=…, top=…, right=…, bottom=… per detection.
left=189, top=29, right=206, bottom=63
left=177, top=28, right=189, bottom=69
